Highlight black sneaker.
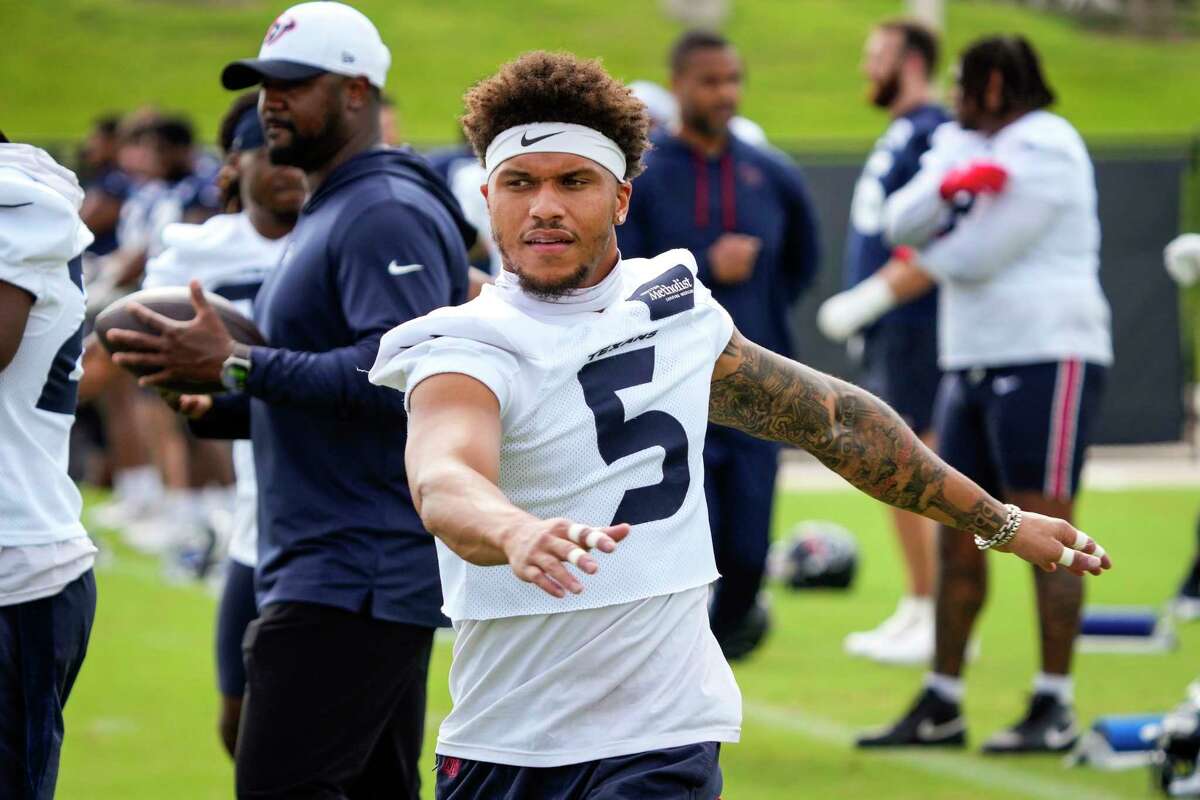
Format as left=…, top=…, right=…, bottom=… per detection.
left=856, top=688, right=966, bottom=748
left=982, top=693, right=1079, bottom=754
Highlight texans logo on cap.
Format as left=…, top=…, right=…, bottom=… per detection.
left=263, top=16, right=297, bottom=45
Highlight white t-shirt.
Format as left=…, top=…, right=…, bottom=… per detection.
left=144, top=212, right=288, bottom=566
left=0, top=146, right=95, bottom=604
left=370, top=249, right=741, bottom=765
left=885, top=112, right=1113, bottom=370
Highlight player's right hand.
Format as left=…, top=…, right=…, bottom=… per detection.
left=996, top=511, right=1112, bottom=577
left=939, top=160, right=1008, bottom=201
left=502, top=518, right=632, bottom=598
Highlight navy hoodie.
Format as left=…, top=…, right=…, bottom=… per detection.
left=619, top=131, right=820, bottom=359
left=194, top=147, right=471, bottom=627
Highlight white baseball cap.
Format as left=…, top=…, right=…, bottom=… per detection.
left=221, top=2, right=390, bottom=90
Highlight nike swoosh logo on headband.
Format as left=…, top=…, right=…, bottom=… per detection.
left=521, top=131, right=564, bottom=147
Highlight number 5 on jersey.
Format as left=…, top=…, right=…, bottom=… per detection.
left=577, top=346, right=689, bottom=526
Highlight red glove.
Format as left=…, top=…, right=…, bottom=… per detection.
left=939, top=160, right=1008, bottom=200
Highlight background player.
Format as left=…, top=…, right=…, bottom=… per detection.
left=858, top=35, right=1113, bottom=754
left=0, top=135, right=98, bottom=800
left=818, top=19, right=950, bottom=665
left=367, top=51, right=1110, bottom=799
left=140, top=92, right=304, bottom=757
left=619, top=30, right=822, bottom=659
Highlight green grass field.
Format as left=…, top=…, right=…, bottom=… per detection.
left=61, top=485, right=1200, bottom=799
left=6, top=0, right=1200, bottom=146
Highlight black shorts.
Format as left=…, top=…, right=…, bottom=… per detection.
left=933, top=360, right=1107, bottom=500
left=861, top=320, right=941, bottom=434
left=435, top=742, right=722, bottom=800
left=215, top=558, right=257, bottom=698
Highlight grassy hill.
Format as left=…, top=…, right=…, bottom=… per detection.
left=5, top=0, right=1200, bottom=147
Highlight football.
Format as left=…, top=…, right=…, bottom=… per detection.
left=94, top=286, right=266, bottom=394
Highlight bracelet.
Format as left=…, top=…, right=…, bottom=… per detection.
left=974, top=504, right=1022, bottom=551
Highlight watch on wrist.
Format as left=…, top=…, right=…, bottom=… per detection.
left=221, top=349, right=252, bottom=393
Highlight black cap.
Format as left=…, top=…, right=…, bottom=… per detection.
left=221, top=58, right=326, bottom=90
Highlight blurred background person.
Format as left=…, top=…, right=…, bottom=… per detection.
left=1163, top=232, right=1200, bottom=622
left=138, top=91, right=305, bottom=756
left=817, top=18, right=950, bottom=666
left=379, top=92, right=401, bottom=146
left=78, top=114, right=133, bottom=258
left=857, top=35, right=1112, bottom=754
left=619, top=29, right=821, bottom=661
left=0, top=134, right=97, bottom=800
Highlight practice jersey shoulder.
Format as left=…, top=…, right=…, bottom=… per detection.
left=0, top=153, right=93, bottom=546
left=144, top=212, right=283, bottom=303
left=371, top=249, right=733, bottom=621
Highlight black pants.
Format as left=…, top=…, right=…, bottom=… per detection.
left=236, top=601, right=435, bottom=800
left=0, top=570, right=97, bottom=800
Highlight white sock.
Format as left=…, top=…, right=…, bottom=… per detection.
left=924, top=672, right=964, bottom=704
left=113, top=465, right=164, bottom=506
left=1033, top=672, right=1073, bottom=703
left=907, top=595, right=934, bottom=620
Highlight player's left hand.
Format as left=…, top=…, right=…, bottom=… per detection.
left=996, top=511, right=1112, bottom=577
left=107, top=280, right=235, bottom=387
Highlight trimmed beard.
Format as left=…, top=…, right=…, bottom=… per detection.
left=871, top=68, right=902, bottom=109
left=267, top=106, right=344, bottom=172
left=494, top=226, right=612, bottom=300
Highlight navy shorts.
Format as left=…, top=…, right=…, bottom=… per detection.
left=933, top=360, right=1107, bottom=501
left=0, top=570, right=96, bottom=800
left=435, top=742, right=722, bottom=800
left=215, top=558, right=257, bottom=698
left=861, top=320, right=941, bottom=434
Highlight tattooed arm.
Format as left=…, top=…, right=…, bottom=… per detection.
left=709, top=329, right=1110, bottom=576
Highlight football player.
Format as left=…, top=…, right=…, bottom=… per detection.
left=368, top=51, right=1111, bottom=798
left=140, top=92, right=304, bottom=757
left=0, top=135, right=97, bottom=799
left=858, top=35, right=1113, bottom=754
left=1163, top=232, right=1200, bottom=621
left=819, top=18, right=951, bottom=666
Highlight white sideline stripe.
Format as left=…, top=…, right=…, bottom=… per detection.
left=743, top=701, right=1124, bottom=800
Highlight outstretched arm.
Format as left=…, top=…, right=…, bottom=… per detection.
left=709, top=329, right=1110, bottom=575
left=406, top=372, right=629, bottom=598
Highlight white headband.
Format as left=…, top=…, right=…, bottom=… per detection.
left=484, top=122, right=627, bottom=182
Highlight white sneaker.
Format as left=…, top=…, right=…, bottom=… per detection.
left=90, top=497, right=156, bottom=531
left=1171, top=594, right=1200, bottom=622
left=868, top=615, right=935, bottom=665
left=845, top=596, right=923, bottom=657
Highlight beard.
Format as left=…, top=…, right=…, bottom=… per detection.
left=267, top=108, right=344, bottom=172
left=870, top=68, right=901, bottom=109
left=494, top=224, right=610, bottom=299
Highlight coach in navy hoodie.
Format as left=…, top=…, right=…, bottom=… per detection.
left=107, top=6, right=470, bottom=798
left=619, top=31, right=820, bottom=660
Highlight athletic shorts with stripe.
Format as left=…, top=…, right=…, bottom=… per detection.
left=932, top=361, right=1107, bottom=501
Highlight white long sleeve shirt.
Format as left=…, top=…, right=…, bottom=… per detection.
left=885, top=112, right=1113, bottom=370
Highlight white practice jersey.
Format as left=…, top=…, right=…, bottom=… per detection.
left=0, top=147, right=93, bottom=547
left=144, top=212, right=287, bottom=566
left=370, top=249, right=742, bottom=765
left=886, top=112, right=1112, bottom=370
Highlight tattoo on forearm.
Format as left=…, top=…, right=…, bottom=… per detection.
left=710, top=335, right=1005, bottom=538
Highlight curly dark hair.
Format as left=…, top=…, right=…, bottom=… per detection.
left=461, top=51, right=651, bottom=180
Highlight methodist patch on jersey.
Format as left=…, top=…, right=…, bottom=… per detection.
left=627, top=263, right=695, bottom=320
